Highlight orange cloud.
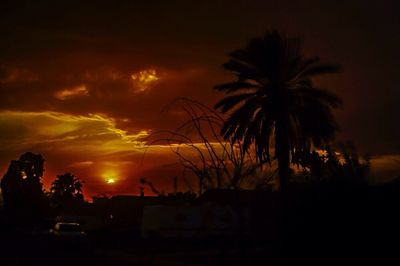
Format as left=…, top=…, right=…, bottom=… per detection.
left=0, top=66, right=38, bottom=83
left=131, top=69, right=160, bottom=93
left=2, top=111, right=148, bottom=150
left=54, top=84, right=89, bottom=100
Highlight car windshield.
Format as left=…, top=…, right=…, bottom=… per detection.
left=58, top=224, right=81, bottom=232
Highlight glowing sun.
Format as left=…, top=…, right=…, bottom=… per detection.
left=102, top=169, right=119, bottom=185
left=106, top=178, right=116, bottom=184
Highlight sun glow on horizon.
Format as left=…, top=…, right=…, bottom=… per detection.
left=102, top=169, right=118, bottom=185
left=106, top=178, right=116, bottom=184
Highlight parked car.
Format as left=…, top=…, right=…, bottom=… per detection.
left=49, top=222, right=88, bottom=244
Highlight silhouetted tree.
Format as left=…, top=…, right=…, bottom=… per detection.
left=293, top=142, right=370, bottom=184
left=139, top=177, right=163, bottom=196
left=50, top=173, right=83, bottom=209
left=214, top=31, right=342, bottom=191
left=0, top=152, right=46, bottom=221
left=147, top=98, right=260, bottom=195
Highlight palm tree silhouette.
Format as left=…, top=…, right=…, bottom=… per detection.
left=214, top=31, right=342, bottom=191
left=50, top=172, right=83, bottom=206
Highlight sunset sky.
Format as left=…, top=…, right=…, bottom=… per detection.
left=1, top=1, right=399, bottom=199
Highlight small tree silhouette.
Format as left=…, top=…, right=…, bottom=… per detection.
left=0, top=152, right=46, bottom=221
left=50, top=172, right=84, bottom=209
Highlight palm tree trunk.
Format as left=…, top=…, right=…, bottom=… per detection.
left=275, top=119, right=291, bottom=265
left=275, top=121, right=290, bottom=192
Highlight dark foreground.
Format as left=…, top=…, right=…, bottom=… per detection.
left=0, top=230, right=274, bottom=266
left=1, top=227, right=399, bottom=266
left=1, top=182, right=400, bottom=265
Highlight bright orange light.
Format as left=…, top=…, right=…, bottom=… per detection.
left=102, top=169, right=118, bottom=184
left=106, top=178, right=116, bottom=184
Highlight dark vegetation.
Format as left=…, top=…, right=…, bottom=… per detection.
left=0, top=31, right=399, bottom=265
left=214, top=31, right=342, bottom=192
